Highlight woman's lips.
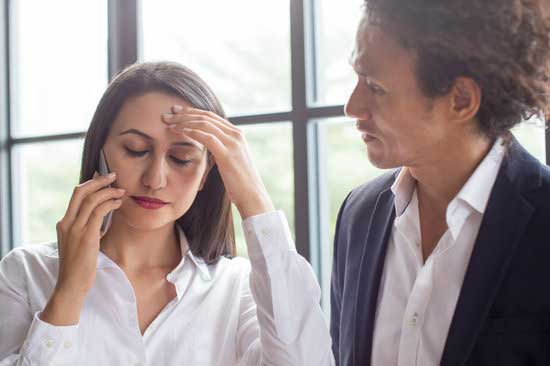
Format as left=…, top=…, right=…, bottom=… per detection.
left=131, top=196, right=168, bottom=210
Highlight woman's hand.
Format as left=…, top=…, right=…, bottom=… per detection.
left=162, top=105, right=275, bottom=219
left=41, top=172, right=125, bottom=325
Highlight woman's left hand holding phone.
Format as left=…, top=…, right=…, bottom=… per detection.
left=162, top=106, right=275, bottom=220
left=40, top=172, right=125, bottom=326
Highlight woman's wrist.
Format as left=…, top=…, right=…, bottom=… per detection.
left=236, top=192, right=275, bottom=220
left=40, top=288, right=86, bottom=326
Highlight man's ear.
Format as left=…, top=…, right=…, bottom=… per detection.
left=448, top=77, right=482, bottom=123
left=198, top=154, right=215, bottom=191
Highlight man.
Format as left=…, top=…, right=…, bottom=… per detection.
left=330, top=0, right=550, bottom=365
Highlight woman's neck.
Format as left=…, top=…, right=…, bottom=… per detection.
left=100, top=219, right=183, bottom=272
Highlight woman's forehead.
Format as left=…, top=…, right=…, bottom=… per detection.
left=110, top=93, right=204, bottom=149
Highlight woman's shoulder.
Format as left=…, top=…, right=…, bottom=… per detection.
left=0, top=241, right=59, bottom=273
left=208, top=255, right=251, bottom=281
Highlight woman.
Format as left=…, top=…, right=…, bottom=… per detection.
left=0, top=62, right=334, bottom=365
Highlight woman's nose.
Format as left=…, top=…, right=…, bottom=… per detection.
left=142, top=156, right=168, bottom=190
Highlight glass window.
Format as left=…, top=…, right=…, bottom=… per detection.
left=511, top=117, right=546, bottom=163
left=12, top=140, right=84, bottom=246
left=314, top=117, right=386, bottom=312
left=313, top=0, right=362, bottom=106
left=232, top=122, right=295, bottom=257
left=140, top=0, right=291, bottom=117
left=10, top=1, right=108, bottom=137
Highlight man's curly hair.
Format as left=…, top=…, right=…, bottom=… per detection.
left=364, top=0, right=550, bottom=139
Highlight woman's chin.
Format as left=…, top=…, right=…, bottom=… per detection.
left=116, top=212, right=176, bottom=232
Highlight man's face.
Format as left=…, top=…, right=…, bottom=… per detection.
left=345, top=15, right=452, bottom=169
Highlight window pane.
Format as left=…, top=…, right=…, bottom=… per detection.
left=232, top=123, right=295, bottom=257
left=13, top=140, right=84, bottom=246
left=511, top=117, right=546, bottom=163
left=315, top=117, right=387, bottom=312
left=313, top=0, right=362, bottom=106
left=140, top=0, right=291, bottom=117
left=11, top=1, right=108, bottom=137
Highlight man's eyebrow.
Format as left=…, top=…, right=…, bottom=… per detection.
left=348, top=50, right=369, bottom=77
left=118, top=128, right=202, bottom=150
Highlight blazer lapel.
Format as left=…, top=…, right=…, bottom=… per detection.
left=352, top=187, right=396, bottom=366
left=441, top=153, right=536, bottom=366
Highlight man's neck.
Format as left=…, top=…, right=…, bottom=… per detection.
left=409, top=134, right=494, bottom=213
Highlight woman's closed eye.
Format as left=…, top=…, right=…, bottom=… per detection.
left=124, top=147, right=148, bottom=157
left=170, top=156, right=192, bottom=166
left=123, top=147, right=193, bottom=166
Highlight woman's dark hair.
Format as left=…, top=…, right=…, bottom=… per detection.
left=364, top=0, right=550, bottom=139
left=80, top=61, right=235, bottom=263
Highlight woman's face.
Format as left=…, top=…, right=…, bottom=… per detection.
left=102, top=92, right=210, bottom=231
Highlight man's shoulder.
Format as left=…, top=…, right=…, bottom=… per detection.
left=343, top=169, right=398, bottom=214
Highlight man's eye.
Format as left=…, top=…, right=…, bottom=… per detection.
left=124, top=147, right=148, bottom=157
left=366, top=80, right=385, bottom=95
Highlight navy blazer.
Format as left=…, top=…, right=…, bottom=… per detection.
left=330, top=139, right=550, bottom=366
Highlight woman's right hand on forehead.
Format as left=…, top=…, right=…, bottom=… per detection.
left=40, top=172, right=125, bottom=326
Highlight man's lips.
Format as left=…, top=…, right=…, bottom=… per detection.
left=356, top=121, right=379, bottom=142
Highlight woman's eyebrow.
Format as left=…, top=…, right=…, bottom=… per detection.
left=118, top=128, right=203, bottom=150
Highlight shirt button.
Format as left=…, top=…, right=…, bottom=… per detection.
left=410, top=312, right=419, bottom=326
left=64, top=340, right=72, bottom=349
left=261, top=228, right=270, bottom=236
left=46, top=339, right=55, bottom=348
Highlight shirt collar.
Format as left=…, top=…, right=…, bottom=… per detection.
left=96, top=226, right=212, bottom=282
left=391, top=167, right=416, bottom=217
left=168, top=226, right=212, bottom=282
left=390, top=138, right=506, bottom=243
left=454, top=137, right=506, bottom=215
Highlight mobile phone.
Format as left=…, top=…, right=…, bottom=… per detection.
left=98, top=149, right=113, bottom=235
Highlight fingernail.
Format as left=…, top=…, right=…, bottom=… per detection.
left=117, top=188, right=125, bottom=193
left=108, top=172, right=116, bottom=178
left=167, top=124, right=178, bottom=129
left=162, top=113, right=174, bottom=120
left=172, top=105, right=183, bottom=112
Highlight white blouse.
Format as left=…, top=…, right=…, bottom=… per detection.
left=0, top=211, right=335, bottom=366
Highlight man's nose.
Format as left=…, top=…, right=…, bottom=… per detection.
left=345, top=81, right=372, bottom=121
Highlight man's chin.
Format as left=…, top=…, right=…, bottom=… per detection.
left=365, top=147, right=400, bottom=170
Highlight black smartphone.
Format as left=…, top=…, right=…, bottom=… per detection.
left=98, top=149, right=113, bottom=235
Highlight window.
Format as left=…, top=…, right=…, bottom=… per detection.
left=12, top=140, right=84, bottom=245
left=1, top=1, right=548, bottom=316
left=10, top=1, right=108, bottom=137
left=3, top=0, right=108, bottom=247
left=140, top=0, right=291, bottom=116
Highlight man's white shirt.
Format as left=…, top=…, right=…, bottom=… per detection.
left=371, top=138, right=506, bottom=366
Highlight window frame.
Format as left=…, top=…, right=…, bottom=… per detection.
left=1, top=0, right=548, bottom=307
